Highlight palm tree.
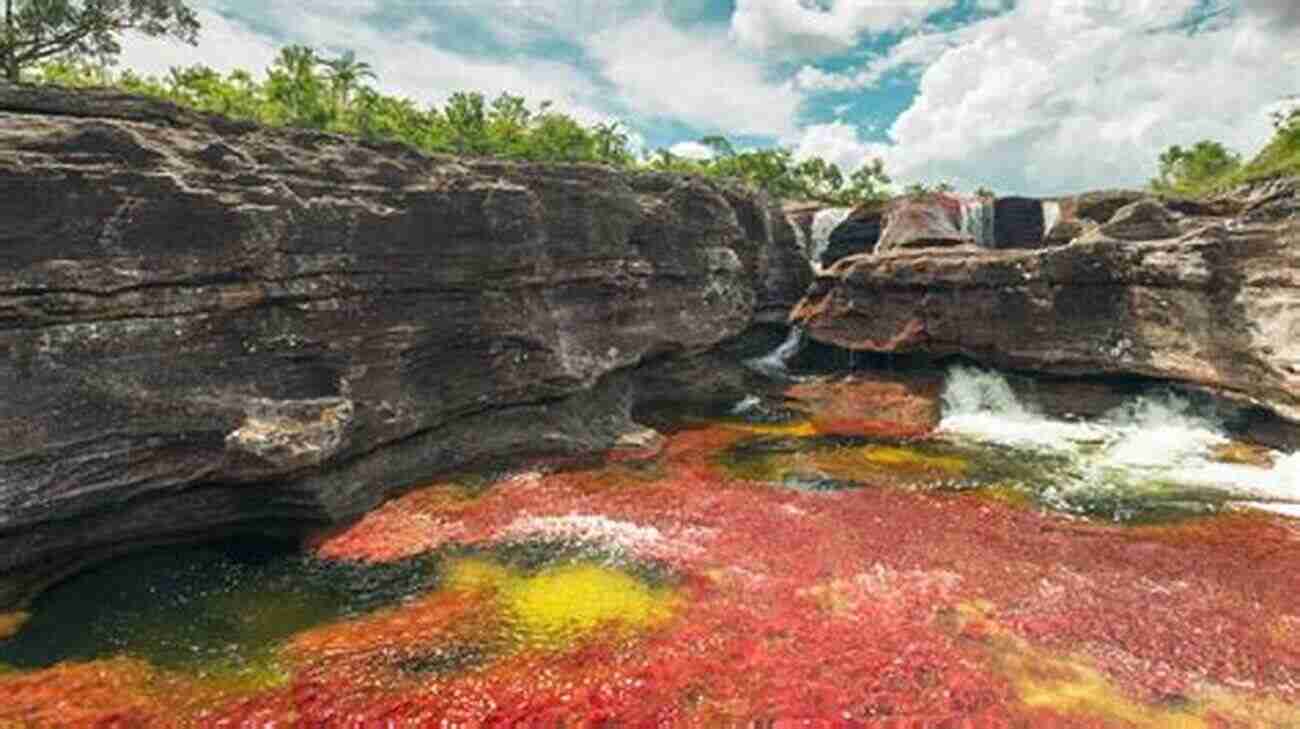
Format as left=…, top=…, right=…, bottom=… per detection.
left=321, top=50, right=375, bottom=113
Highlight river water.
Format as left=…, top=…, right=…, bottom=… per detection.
left=2, top=366, right=1298, bottom=727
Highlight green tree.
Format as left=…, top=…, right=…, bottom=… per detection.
left=591, top=121, right=633, bottom=165
left=320, top=49, right=374, bottom=115
left=0, top=0, right=198, bottom=82
left=838, top=158, right=890, bottom=204
left=1154, top=140, right=1241, bottom=192
left=265, top=45, right=332, bottom=128
left=442, top=91, right=490, bottom=155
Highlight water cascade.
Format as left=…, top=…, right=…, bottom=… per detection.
left=958, top=197, right=996, bottom=247
left=745, top=326, right=806, bottom=379
left=1041, top=200, right=1062, bottom=240
left=788, top=215, right=811, bottom=264
left=938, top=366, right=1300, bottom=518
left=809, top=208, right=854, bottom=271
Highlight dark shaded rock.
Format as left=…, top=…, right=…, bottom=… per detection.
left=0, top=84, right=808, bottom=608
left=992, top=197, right=1047, bottom=248
left=1236, top=177, right=1300, bottom=225
left=1158, top=195, right=1242, bottom=218
left=823, top=202, right=885, bottom=266
left=1071, top=189, right=1146, bottom=223
left=1100, top=199, right=1180, bottom=240
left=1043, top=219, right=1087, bottom=247
left=876, top=194, right=973, bottom=252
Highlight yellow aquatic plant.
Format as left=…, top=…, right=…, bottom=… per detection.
left=858, top=446, right=968, bottom=476
left=723, top=420, right=819, bottom=438
left=0, top=612, right=29, bottom=640
left=444, top=559, right=676, bottom=651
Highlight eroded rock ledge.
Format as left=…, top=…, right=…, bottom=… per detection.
left=794, top=186, right=1300, bottom=423
left=0, top=85, right=810, bottom=607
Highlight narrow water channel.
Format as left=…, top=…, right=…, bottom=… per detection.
left=3, top=366, right=1298, bottom=727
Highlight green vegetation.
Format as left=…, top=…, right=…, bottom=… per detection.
left=1152, top=99, right=1300, bottom=196
left=646, top=136, right=891, bottom=205
left=24, top=48, right=891, bottom=205
left=0, top=0, right=198, bottom=82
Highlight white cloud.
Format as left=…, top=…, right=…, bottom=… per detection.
left=789, top=120, right=887, bottom=173
left=795, top=30, right=961, bottom=91
left=587, top=14, right=804, bottom=137
left=119, top=1, right=626, bottom=132
left=866, top=0, right=1299, bottom=195
left=731, top=0, right=958, bottom=58
left=118, top=8, right=280, bottom=78
left=668, top=141, right=717, bottom=160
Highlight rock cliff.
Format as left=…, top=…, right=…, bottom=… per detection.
left=0, top=85, right=809, bottom=607
left=794, top=184, right=1300, bottom=423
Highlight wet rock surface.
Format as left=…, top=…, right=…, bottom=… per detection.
left=0, top=85, right=809, bottom=608
left=794, top=184, right=1300, bottom=426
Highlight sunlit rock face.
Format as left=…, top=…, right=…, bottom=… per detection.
left=0, top=85, right=809, bottom=609
left=794, top=182, right=1300, bottom=427
left=876, top=193, right=976, bottom=252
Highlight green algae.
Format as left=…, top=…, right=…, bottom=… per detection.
left=0, top=537, right=445, bottom=673
left=720, top=433, right=1233, bottom=524
left=0, top=531, right=680, bottom=678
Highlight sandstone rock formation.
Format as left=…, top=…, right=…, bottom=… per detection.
left=794, top=188, right=1300, bottom=424
left=1099, top=199, right=1181, bottom=240
left=0, top=84, right=809, bottom=608
left=822, top=203, right=886, bottom=265
left=875, top=194, right=974, bottom=252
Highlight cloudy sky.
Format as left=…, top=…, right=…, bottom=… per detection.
left=120, top=0, right=1299, bottom=195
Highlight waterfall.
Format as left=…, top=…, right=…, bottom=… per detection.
left=937, top=366, right=1300, bottom=515
left=810, top=208, right=854, bottom=270
left=1041, top=200, right=1062, bottom=240
left=788, top=215, right=812, bottom=263
left=746, top=326, right=806, bottom=379
left=958, top=197, right=996, bottom=247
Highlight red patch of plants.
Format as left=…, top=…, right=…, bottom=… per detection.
left=6, top=412, right=1300, bottom=727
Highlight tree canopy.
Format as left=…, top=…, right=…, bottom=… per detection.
left=1150, top=95, right=1300, bottom=196
left=0, top=0, right=198, bottom=82
left=29, top=51, right=893, bottom=206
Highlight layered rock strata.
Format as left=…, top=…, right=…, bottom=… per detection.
left=0, top=85, right=809, bottom=606
left=795, top=187, right=1300, bottom=424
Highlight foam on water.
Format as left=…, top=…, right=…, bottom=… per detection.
left=938, top=366, right=1300, bottom=517
left=809, top=208, right=854, bottom=270
left=939, top=366, right=1106, bottom=449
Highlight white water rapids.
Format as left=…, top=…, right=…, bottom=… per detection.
left=745, top=327, right=807, bottom=379
left=937, top=366, right=1300, bottom=519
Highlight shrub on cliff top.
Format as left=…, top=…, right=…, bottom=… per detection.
left=27, top=52, right=887, bottom=206
left=1151, top=97, right=1300, bottom=196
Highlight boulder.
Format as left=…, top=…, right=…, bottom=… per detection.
left=1043, top=219, right=1087, bottom=247
left=1071, top=189, right=1147, bottom=223
left=1100, top=199, right=1181, bottom=240
left=0, top=85, right=809, bottom=608
left=876, top=194, right=974, bottom=252
left=793, top=215, right=1300, bottom=424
